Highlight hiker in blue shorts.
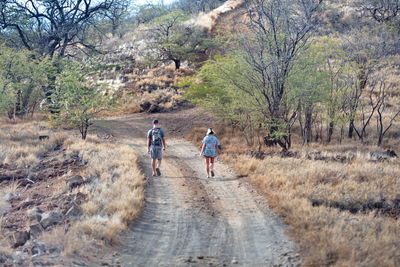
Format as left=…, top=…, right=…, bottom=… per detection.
left=147, top=119, right=166, bottom=176
left=200, top=128, right=220, bottom=178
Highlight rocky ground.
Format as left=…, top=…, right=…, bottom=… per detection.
left=1, top=137, right=96, bottom=266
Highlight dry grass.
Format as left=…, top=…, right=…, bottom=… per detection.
left=0, top=121, right=66, bottom=167
left=64, top=138, right=145, bottom=245
left=230, top=155, right=400, bottom=266
left=187, top=125, right=400, bottom=266
left=1, top=180, right=22, bottom=196
left=0, top=119, right=145, bottom=262
left=99, top=65, right=195, bottom=117
left=0, top=216, right=12, bottom=259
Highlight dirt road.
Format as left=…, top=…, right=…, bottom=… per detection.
left=94, top=108, right=300, bottom=266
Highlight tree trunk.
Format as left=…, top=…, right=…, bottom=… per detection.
left=348, top=119, right=355, bottom=139
left=304, top=106, right=313, bottom=144
left=327, top=121, right=334, bottom=143
left=173, top=59, right=181, bottom=70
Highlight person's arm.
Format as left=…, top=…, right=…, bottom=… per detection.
left=200, top=143, right=206, bottom=156
left=200, top=137, right=206, bottom=156
left=216, top=138, right=220, bottom=155
left=147, top=130, right=151, bottom=154
left=161, top=128, right=166, bottom=151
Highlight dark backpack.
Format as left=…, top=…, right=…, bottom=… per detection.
left=151, top=128, right=163, bottom=146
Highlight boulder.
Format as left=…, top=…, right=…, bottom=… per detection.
left=66, top=175, right=85, bottom=191
left=10, top=231, right=30, bottom=248
left=148, top=104, right=164, bottom=113
left=3, top=192, right=17, bottom=202
left=370, top=150, right=398, bottom=161
left=27, top=207, right=44, bottom=222
left=28, top=223, right=44, bottom=238
left=139, top=101, right=151, bottom=111
left=65, top=204, right=83, bottom=218
left=40, top=211, right=64, bottom=229
left=30, top=241, right=48, bottom=256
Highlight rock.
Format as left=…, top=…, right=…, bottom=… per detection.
left=139, top=101, right=152, bottom=111
left=28, top=223, right=44, bottom=238
left=40, top=211, right=64, bottom=229
left=148, top=104, right=164, bottom=113
left=3, top=192, right=17, bottom=202
left=27, top=207, right=44, bottom=222
left=30, top=241, right=49, bottom=256
left=66, top=175, right=85, bottom=191
left=370, top=149, right=398, bottom=161
left=74, top=192, right=87, bottom=204
left=26, top=173, right=38, bottom=184
left=70, top=152, right=80, bottom=161
left=38, top=136, right=49, bottom=141
left=18, top=200, right=35, bottom=210
left=10, top=231, right=30, bottom=248
left=65, top=203, right=83, bottom=218
left=231, top=259, right=239, bottom=264
left=0, top=252, right=12, bottom=264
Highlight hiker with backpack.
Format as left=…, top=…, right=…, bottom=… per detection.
left=200, top=128, right=220, bottom=178
left=147, top=119, right=166, bottom=176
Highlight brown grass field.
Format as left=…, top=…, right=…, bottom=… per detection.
left=0, top=119, right=144, bottom=263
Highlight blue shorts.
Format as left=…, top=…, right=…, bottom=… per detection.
left=150, top=146, right=163, bottom=159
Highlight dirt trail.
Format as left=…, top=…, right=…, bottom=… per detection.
left=94, top=109, right=300, bottom=266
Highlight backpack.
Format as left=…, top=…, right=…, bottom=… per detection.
left=151, top=128, right=163, bottom=146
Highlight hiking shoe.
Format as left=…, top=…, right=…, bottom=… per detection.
left=211, top=171, right=215, bottom=177
left=156, top=168, right=161, bottom=176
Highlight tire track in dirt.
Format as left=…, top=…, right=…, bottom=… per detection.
left=93, top=113, right=301, bottom=266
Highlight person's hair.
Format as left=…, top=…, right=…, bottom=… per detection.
left=152, top=119, right=159, bottom=124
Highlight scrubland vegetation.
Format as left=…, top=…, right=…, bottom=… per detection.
left=1, top=0, right=400, bottom=265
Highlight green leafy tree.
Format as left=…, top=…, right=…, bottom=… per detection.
left=0, top=44, right=53, bottom=119
left=183, top=55, right=264, bottom=146
left=146, top=9, right=213, bottom=69
left=288, top=43, right=330, bottom=144
left=54, top=66, right=112, bottom=139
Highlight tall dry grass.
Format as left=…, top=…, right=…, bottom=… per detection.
left=0, top=121, right=65, bottom=167
left=230, top=155, right=400, bottom=266
left=65, top=138, right=145, bottom=245
left=0, top=120, right=145, bottom=259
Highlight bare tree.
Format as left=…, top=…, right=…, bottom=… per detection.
left=237, top=0, right=323, bottom=150
left=0, top=0, right=129, bottom=58
left=352, top=81, right=385, bottom=142
left=374, top=81, right=400, bottom=146
left=361, top=0, right=400, bottom=22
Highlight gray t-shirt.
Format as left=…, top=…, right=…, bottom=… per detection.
left=147, top=127, right=165, bottom=147
left=202, top=135, right=220, bottom=157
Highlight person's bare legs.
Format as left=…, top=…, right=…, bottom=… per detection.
left=151, top=159, right=157, bottom=176
left=156, top=159, right=162, bottom=176
left=205, top=157, right=211, bottom=178
left=210, top=157, right=215, bottom=177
